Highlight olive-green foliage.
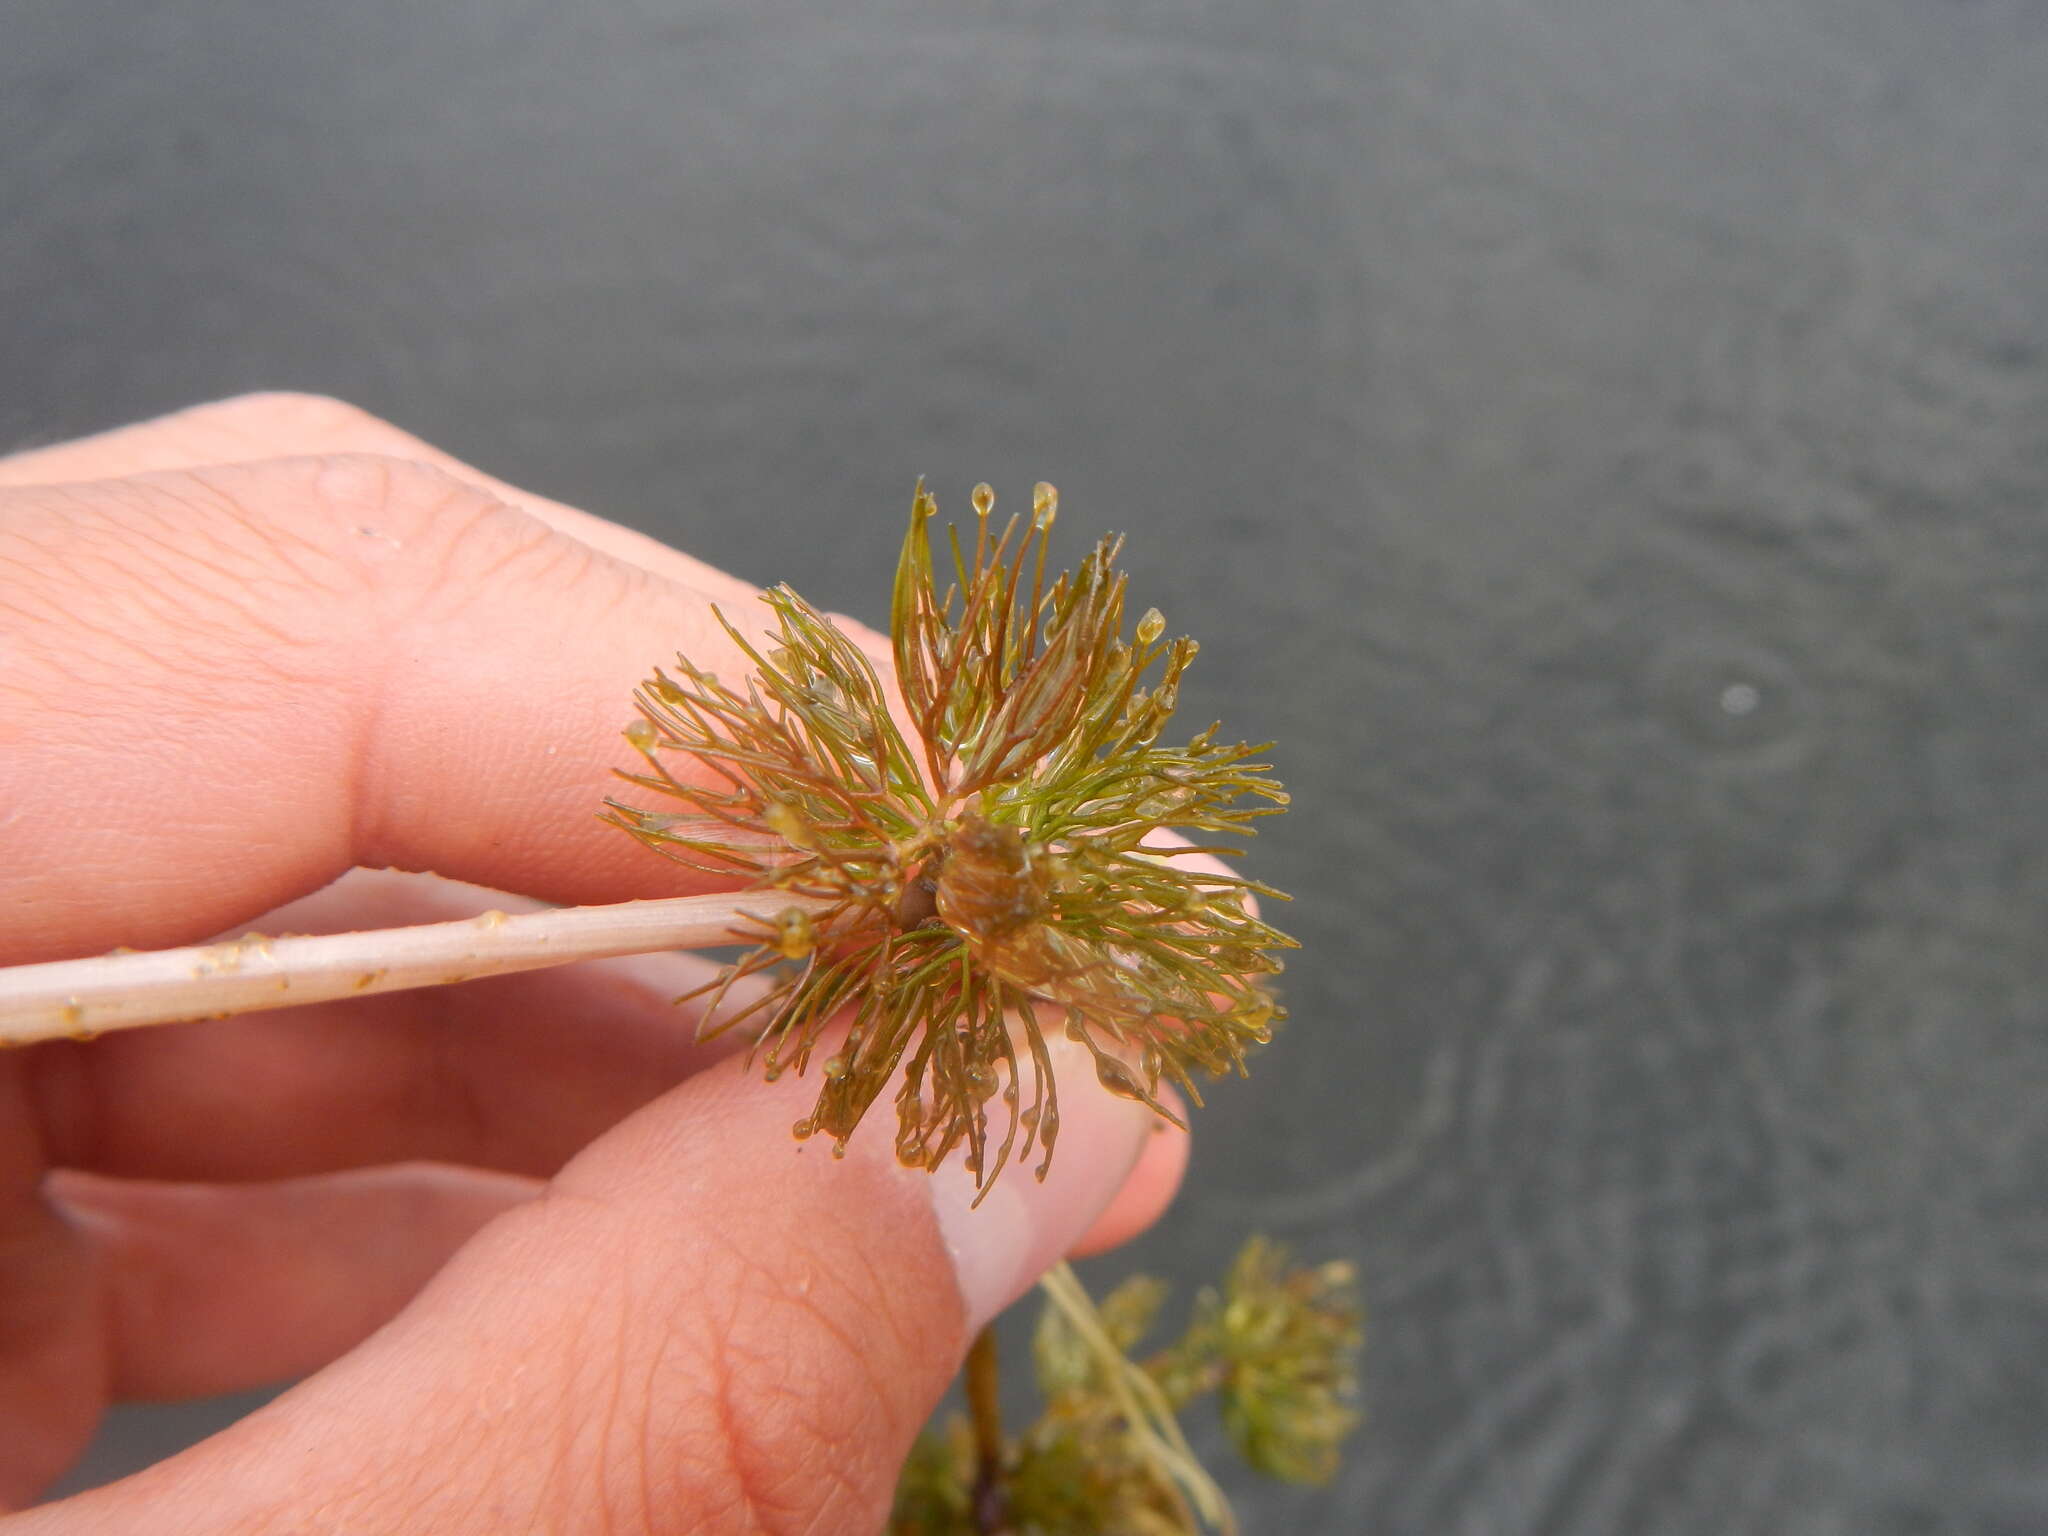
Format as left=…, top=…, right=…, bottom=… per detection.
left=605, top=483, right=1293, bottom=1189
left=891, top=1238, right=1362, bottom=1535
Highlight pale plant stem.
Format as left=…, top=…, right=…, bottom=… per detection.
left=0, top=891, right=837, bottom=1047
left=1036, top=1261, right=1237, bottom=1536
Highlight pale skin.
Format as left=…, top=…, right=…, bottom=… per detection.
left=0, top=395, right=1192, bottom=1533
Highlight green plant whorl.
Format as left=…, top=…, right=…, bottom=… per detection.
left=603, top=482, right=1294, bottom=1189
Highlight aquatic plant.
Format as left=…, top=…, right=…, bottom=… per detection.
left=603, top=481, right=1293, bottom=1188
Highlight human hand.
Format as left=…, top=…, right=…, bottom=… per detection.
left=0, top=395, right=1188, bottom=1532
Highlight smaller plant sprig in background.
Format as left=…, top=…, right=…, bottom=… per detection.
left=892, top=1238, right=1363, bottom=1535
left=605, top=481, right=1295, bottom=1189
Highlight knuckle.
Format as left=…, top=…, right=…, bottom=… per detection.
left=577, top=1225, right=919, bottom=1536
left=296, top=451, right=571, bottom=586
left=188, top=389, right=395, bottom=442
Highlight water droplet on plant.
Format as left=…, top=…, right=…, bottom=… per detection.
left=1135, top=607, right=1166, bottom=645
left=775, top=907, right=816, bottom=960
left=764, top=800, right=816, bottom=849
left=623, top=718, right=657, bottom=750
left=831, top=1140, right=848, bottom=1160
left=1093, top=1054, right=1149, bottom=1101
left=823, top=1053, right=849, bottom=1080
left=1032, top=482, right=1059, bottom=530
left=971, top=483, right=995, bottom=517
left=792, top=1117, right=815, bottom=1138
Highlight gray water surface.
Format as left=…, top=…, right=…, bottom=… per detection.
left=9, top=2, right=2048, bottom=1531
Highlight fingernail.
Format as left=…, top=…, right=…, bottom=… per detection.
left=924, top=1034, right=1154, bottom=1331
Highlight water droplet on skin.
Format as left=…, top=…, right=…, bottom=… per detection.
left=1135, top=608, right=1166, bottom=645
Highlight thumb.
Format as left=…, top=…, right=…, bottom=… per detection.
left=26, top=1035, right=1158, bottom=1536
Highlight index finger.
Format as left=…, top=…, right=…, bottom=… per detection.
left=0, top=452, right=817, bottom=964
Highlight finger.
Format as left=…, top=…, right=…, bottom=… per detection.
left=0, top=392, right=760, bottom=608
left=28, top=1036, right=1159, bottom=1535
left=23, top=869, right=763, bottom=1183
left=0, top=453, right=890, bottom=964
left=1070, top=1098, right=1191, bottom=1258
left=45, top=1163, right=538, bottom=1401
left=45, top=1139, right=1185, bottom=1410
left=0, top=393, right=1236, bottom=878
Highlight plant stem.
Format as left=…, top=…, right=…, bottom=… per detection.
left=1036, top=1263, right=1237, bottom=1535
left=964, top=1323, right=1010, bottom=1535
left=0, top=891, right=837, bottom=1047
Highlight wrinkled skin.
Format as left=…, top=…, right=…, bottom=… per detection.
left=0, top=395, right=1191, bottom=1533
